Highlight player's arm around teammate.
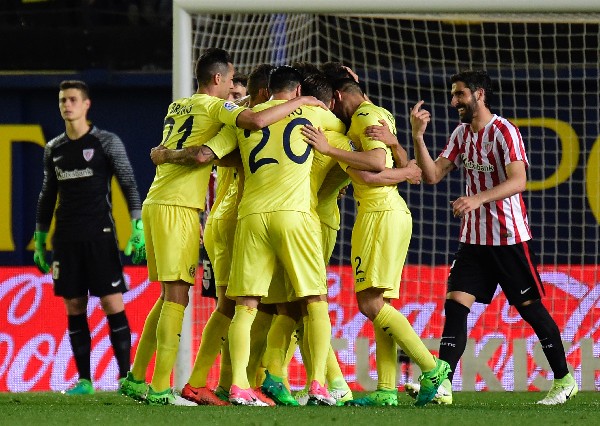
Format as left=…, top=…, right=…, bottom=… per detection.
left=364, top=119, right=409, bottom=167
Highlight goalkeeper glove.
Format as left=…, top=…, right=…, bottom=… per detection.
left=33, top=231, right=50, bottom=273
left=124, top=219, right=146, bottom=264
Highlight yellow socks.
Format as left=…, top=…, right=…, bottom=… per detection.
left=300, top=316, right=312, bottom=384
left=150, top=301, right=185, bottom=392
left=326, top=345, right=349, bottom=390
left=261, top=314, right=297, bottom=378
left=307, top=301, right=331, bottom=385
left=247, top=309, right=273, bottom=387
left=187, top=310, right=231, bottom=388
left=373, top=303, right=436, bottom=372
left=131, top=298, right=163, bottom=381
left=374, top=324, right=398, bottom=390
left=281, top=319, right=302, bottom=389
left=228, top=305, right=257, bottom=389
left=218, top=334, right=232, bottom=391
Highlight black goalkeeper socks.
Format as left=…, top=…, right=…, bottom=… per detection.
left=67, top=314, right=92, bottom=381
left=107, top=310, right=132, bottom=379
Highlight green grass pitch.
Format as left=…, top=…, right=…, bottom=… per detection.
left=1, top=391, right=598, bottom=426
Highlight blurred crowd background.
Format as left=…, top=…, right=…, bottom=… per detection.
left=0, top=1, right=173, bottom=71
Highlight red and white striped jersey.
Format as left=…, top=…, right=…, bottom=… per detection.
left=440, top=114, right=532, bottom=246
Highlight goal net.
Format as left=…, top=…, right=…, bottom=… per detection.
left=175, top=2, right=600, bottom=393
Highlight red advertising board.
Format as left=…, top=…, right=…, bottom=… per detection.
left=1, top=265, right=598, bottom=392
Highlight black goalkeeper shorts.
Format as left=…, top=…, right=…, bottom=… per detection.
left=51, top=235, right=127, bottom=299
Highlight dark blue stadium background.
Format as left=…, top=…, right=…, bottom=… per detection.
left=2, top=69, right=598, bottom=268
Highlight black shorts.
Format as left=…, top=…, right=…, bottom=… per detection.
left=447, top=242, right=545, bottom=305
left=51, top=235, right=128, bottom=299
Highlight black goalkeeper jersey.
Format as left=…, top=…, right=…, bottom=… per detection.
left=36, top=125, right=142, bottom=242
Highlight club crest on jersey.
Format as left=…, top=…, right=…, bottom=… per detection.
left=83, top=149, right=95, bottom=162
left=482, top=140, right=494, bottom=154
left=223, top=101, right=238, bottom=112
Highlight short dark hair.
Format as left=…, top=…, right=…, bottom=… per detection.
left=292, top=61, right=321, bottom=79
left=320, top=62, right=356, bottom=82
left=195, top=48, right=232, bottom=86
left=331, top=77, right=363, bottom=96
left=59, top=80, right=90, bottom=99
left=247, top=64, right=274, bottom=99
left=233, top=74, right=248, bottom=87
left=268, top=65, right=303, bottom=94
left=301, top=73, right=333, bottom=105
left=451, top=69, right=494, bottom=108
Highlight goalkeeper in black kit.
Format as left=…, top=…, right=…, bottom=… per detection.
left=33, top=80, right=145, bottom=395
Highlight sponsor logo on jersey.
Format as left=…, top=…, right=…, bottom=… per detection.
left=83, top=149, right=95, bottom=162
left=52, top=156, right=63, bottom=163
left=223, top=101, right=238, bottom=112
left=460, top=154, right=495, bottom=172
left=348, top=140, right=357, bottom=151
left=55, top=167, right=93, bottom=180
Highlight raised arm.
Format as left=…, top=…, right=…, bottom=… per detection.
left=301, top=125, right=385, bottom=172
left=236, top=96, right=327, bottom=130
left=411, top=101, right=454, bottom=184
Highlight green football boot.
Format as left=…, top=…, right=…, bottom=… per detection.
left=415, top=357, right=451, bottom=407
left=344, top=389, right=398, bottom=406
left=62, top=379, right=95, bottom=395
left=146, top=386, right=197, bottom=406
left=119, top=372, right=148, bottom=401
left=405, top=378, right=453, bottom=405
left=261, top=370, right=299, bottom=406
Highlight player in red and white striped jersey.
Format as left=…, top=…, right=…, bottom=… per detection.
left=407, top=69, right=576, bottom=406
left=439, top=113, right=531, bottom=245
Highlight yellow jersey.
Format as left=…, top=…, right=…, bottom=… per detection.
left=144, top=94, right=244, bottom=209
left=346, top=101, right=409, bottom=213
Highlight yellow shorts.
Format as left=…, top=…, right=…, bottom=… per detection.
left=261, top=260, right=295, bottom=304
left=204, top=217, right=237, bottom=288
left=351, top=209, right=412, bottom=298
left=142, top=203, right=200, bottom=285
left=321, top=222, right=338, bottom=265
left=227, top=211, right=326, bottom=299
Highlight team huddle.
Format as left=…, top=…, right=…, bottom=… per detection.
left=35, top=47, right=577, bottom=408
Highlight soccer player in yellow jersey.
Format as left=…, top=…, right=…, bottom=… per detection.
left=182, top=64, right=275, bottom=406
left=119, top=49, right=326, bottom=406
left=270, top=72, right=355, bottom=405
left=149, top=65, right=342, bottom=406
left=204, top=66, right=343, bottom=406
left=301, top=77, right=451, bottom=407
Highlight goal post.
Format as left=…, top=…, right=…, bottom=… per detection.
left=174, top=0, right=600, bottom=13
left=172, top=0, right=600, bottom=392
